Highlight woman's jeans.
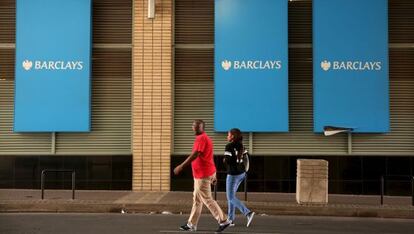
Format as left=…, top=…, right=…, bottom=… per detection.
left=226, top=172, right=251, bottom=221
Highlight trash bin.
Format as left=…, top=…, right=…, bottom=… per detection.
left=296, top=159, right=328, bottom=204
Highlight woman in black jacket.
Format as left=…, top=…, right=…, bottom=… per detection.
left=223, top=128, right=255, bottom=227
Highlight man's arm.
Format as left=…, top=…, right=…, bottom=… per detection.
left=173, top=151, right=200, bottom=175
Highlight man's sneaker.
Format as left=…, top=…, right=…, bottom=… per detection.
left=246, top=211, right=255, bottom=227
left=180, top=223, right=196, bottom=231
left=229, top=221, right=235, bottom=227
left=215, top=219, right=231, bottom=233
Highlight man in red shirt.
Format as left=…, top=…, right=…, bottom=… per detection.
left=174, top=120, right=230, bottom=232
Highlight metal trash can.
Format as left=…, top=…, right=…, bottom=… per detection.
left=296, top=159, right=328, bottom=204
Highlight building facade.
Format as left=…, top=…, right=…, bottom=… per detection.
left=0, top=0, right=413, bottom=195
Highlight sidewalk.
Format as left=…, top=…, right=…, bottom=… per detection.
left=1, top=189, right=413, bottom=219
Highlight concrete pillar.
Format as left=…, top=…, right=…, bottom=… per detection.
left=296, top=159, right=329, bottom=204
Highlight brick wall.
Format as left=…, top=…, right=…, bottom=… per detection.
left=132, top=0, right=172, bottom=191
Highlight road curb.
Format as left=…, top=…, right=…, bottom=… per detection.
left=1, top=202, right=413, bottom=219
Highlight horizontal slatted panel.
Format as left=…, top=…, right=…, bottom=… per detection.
left=288, top=0, right=312, bottom=44
left=93, top=0, right=132, bottom=44
left=0, top=49, right=14, bottom=80
left=0, top=0, right=14, bottom=43
left=56, top=49, right=131, bottom=153
left=353, top=49, right=414, bottom=154
left=174, top=49, right=226, bottom=154
left=174, top=0, right=214, bottom=44
left=253, top=49, right=347, bottom=154
left=0, top=51, right=51, bottom=154
left=389, top=0, right=414, bottom=43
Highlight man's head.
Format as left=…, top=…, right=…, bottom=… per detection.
left=192, top=119, right=205, bottom=135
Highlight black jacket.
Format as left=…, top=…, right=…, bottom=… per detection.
left=223, top=142, right=245, bottom=175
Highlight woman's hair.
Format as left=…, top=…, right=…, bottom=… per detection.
left=229, top=128, right=243, bottom=160
left=229, top=128, right=243, bottom=144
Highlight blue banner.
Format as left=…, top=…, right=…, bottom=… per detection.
left=313, top=0, right=389, bottom=133
left=14, top=0, right=92, bottom=132
left=214, top=0, right=289, bottom=132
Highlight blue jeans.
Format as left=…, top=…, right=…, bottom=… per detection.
left=226, top=172, right=251, bottom=221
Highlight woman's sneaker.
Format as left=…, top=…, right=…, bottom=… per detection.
left=246, top=211, right=255, bottom=227
left=180, top=223, right=196, bottom=231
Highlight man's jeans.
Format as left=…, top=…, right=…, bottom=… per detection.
left=226, top=172, right=251, bottom=221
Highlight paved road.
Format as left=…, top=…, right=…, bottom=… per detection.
left=0, top=213, right=413, bottom=234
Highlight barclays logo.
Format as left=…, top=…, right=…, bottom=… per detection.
left=222, top=60, right=232, bottom=71
left=321, top=59, right=382, bottom=71
left=221, top=59, right=282, bottom=71
left=22, top=59, right=84, bottom=71
left=321, top=60, right=331, bottom=71
left=22, top=60, right=33, bottom=70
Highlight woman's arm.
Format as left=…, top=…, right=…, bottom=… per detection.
left=223, top=144, right=232, bottom=164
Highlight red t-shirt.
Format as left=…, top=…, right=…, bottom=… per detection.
left=191, top=132, right=216, bottom=179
